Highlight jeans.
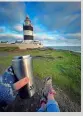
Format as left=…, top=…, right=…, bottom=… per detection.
left=38, top=100, right=60, bottom=112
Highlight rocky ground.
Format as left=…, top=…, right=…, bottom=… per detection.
left=1, top=77, right=80, bottom=112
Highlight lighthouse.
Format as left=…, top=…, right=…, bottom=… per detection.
left=0, top=15, right=43, bottom=49
left=23, top=16, right=33, bottom=43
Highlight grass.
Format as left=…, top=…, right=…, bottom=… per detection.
left=0, top=47, right=19, bottom=51
left=0, top=47, right=81, bottom=104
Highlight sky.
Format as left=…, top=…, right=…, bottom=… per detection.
left=0, top=2, right=81, bottom=46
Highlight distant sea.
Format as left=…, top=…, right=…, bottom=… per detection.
left=46, top=46, right=81, bottom=53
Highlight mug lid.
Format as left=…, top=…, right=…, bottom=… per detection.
left=13, top=55, right=31, bottom=59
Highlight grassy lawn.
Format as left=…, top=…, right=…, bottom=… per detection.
left=0, top=47, right=81, bottom=104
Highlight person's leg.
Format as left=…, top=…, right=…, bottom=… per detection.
left=37, top=103, right=46, bottom=112
left=37, top=97, right=46, bottom=112
left=38, top=94, right=60, bottom=112
left=46, top=93, right=60, bottom=112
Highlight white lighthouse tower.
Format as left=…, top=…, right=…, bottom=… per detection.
left=23, top=16, right=33, bottom=43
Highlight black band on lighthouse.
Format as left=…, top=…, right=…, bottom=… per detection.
left=24, top=35, right=33, bottom=40
left=23, top=25, right=33, bottom=31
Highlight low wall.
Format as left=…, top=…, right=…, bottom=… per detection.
left=0, top=43, right=43, bottom=49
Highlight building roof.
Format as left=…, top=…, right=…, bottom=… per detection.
left=24, top=15, right=31, bottom=22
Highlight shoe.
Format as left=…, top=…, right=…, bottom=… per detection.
left=40, top=97, right=47, bottom=105
left=43, top=77, right=56, bottom=98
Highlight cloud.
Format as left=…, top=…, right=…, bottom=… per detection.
left=65, top=33, right=81, bottom=37
left=14, top=24, right=23, bottom=32
left=32, top=17, right=47, bottom=33
left=30, top=2, right=81, bottom=33
left=0, top=2, right=26, bottom=26
left=43, top=39, right=80, bottom=46
left=34, top=33, right=55, bottom=41
left=64, top=33, right=81, bottom=41
left=34, top=31, right=81, bottom=46
left=63, top=14, right=80, bottom=24
left=41, top=37, right=81, bottom=46
left=0, top=33, right=23, bottom=42
left=34, top=25, right=43, bottom=33
left=0, top=26, right=5, bottom=33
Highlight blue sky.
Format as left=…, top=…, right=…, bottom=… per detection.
left=0, top=2, right=81, bottom=46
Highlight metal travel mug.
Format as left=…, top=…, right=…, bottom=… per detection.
left=12, top=55, right=36, bottom=99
